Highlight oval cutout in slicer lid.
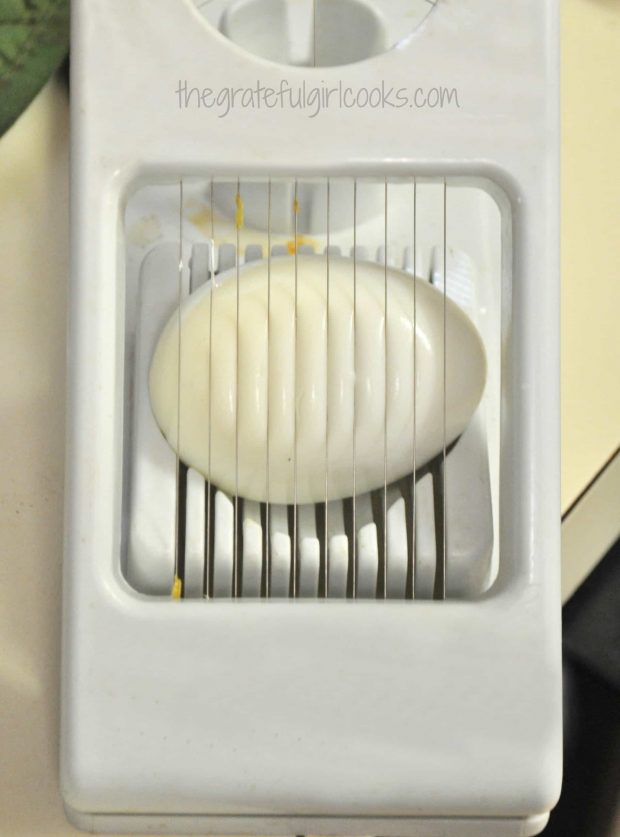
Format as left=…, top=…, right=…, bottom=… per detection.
left=149, top=254, right=487, bottom=505
left=192, top=0, right=438, bottom=67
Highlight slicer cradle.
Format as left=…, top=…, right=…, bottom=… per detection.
left=126, top=177, right=499, bottom=602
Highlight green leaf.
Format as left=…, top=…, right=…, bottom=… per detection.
left=0, top=0, right=69, bottom=136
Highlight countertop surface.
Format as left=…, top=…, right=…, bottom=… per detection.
left=1, top=0, right=619, bottom=833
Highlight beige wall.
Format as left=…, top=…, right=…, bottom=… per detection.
left=561, top=0, right=620, bottom=510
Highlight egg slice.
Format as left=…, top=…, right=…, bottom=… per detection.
left=149, top=254, right=486, bottom=504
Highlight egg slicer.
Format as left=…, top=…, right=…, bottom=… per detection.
left=62, top=1, right=562, bottom=835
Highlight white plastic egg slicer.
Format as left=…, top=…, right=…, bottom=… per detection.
left=62, top=1, right=562, bottom=835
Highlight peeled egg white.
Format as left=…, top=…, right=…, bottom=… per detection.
left=149, top=254, right=486, bottom=504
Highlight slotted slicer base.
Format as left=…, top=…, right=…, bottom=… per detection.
left=127, top=217, right=495, bottom=599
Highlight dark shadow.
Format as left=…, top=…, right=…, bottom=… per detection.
left=542, top=538, right=620, bottom=836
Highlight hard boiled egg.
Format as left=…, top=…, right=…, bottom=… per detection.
left=149, top=254, right=486, bottom=503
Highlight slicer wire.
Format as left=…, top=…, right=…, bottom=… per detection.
left=383, top=178, right=389, bottom=599
left=172, top=179, right=185, bottom=600
left=234, top=179, right=243, bottom=597
left=265, top=178, right=272, bottom=597
left=292, top=181, right=300, bottom=597
left=204, top=177, right=215, bottom=599
left=351, top=178, right=358, bottom=598
left=324, top=177, right=331, bottom=597
left=440, top=178, right=447, bottom=600
left=411, top=176, right=417, bottom=600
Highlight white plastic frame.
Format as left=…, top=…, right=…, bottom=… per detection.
left=62, top=1, right=561, bottom=834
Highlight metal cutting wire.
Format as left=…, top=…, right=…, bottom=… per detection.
left=440, top=178, right=447, bottom=600
left=351, top=178, right=358, bottom=599
left=204, top=177, right=215, bottom=599
left=173, top=178, right=184, bottom=600
left=324, top=177, right=331, bottom=597
left=383, top=178, right=389, bottom=599
left=234, top=178, right=242, bottom=597
left=292, top=180, right=299, bottom=597
left=265, top=178, right=272, bottom=598
left=411, top=176, right=417, bottom=600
